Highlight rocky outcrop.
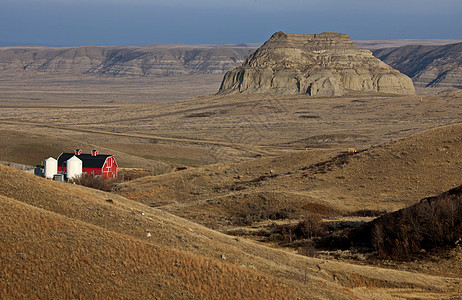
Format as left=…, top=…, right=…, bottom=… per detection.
left=0, top=45, right=257, bottom=77
left=373, top=42, right=462, bottom=88
left=218, top=32, right=415, bottom=96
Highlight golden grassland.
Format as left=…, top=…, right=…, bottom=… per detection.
left=1, top=89, right=462, bottom=167
left=1, top=73, right=462, bottom=298
left=1, top=164, right=462, bottom=299
left=114, top=123, right=462, bottom=231
left=0, top=195, right=296, bottom=299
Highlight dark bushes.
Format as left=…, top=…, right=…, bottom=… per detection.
left=315, top=185, right=462, bottom=261
left=293, top=213, right=327, bottom=239
left=235, top=196, right=299, bottom=226
left=371, top=193, right=462, bottom=260
left=298, top=241, right=318, bottom=257
left=279, top=213, right=328, bottom=244
left=237, top=205, right=297, bottom=226
left=71, top=174, right=115, bottom=192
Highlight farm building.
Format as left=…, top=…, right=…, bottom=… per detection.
left=57, top=149, right=118, bottom=179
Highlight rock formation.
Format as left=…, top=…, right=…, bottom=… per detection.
left=218, top=32, right=415, bottom=96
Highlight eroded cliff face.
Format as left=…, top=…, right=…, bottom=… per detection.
left=0, top=45, right=256, bottom=77
left=373, top=43, right=462, bottom=88
left=218, top=32, right=415, bottom=96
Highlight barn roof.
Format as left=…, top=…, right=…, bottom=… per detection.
left=57, top=153, right=113, bottom=169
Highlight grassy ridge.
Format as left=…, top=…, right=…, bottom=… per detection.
left=0, top=195, right=296, bottom=299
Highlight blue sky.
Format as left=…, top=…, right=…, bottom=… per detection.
left=1, top=0, right=461, bottom=46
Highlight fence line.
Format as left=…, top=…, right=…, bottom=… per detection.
left=0, top=161, right=35, bottom=171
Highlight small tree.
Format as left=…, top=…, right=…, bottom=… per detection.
left=294, top=213, right=327, bottom=239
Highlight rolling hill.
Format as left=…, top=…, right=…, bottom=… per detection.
left=1, top=195, right=299, bottom=299
left=115, top=123, right=462, bottom=226
left=1, top=163, right=460, bottom=298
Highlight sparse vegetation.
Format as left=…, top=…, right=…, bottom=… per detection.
left=298, top=241, right=318, bottom=257
left=348, top=209, right=387, bottom=217
left=237, top=203, right=297, bottom=226
left=293, top=213, right=328, bottom=240
left=235, top=197, right=299, bottom=226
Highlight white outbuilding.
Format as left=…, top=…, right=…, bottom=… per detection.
left=66, top=155, right=82, bottom=180
left=43, top=157, right=58, bottom=179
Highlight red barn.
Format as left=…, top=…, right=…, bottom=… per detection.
left=57, top=149, right=118, bottom=179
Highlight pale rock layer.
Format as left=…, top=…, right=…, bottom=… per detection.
left=218, top=32, right=415, bottom=96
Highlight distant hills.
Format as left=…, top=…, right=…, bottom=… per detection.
left=373, top=42, right=462, bottom=88
left=0, top=44, right=256, bottom=77
left=1, top=39, right=461, bottom=90
left=353, top=39, right=462, bottom=50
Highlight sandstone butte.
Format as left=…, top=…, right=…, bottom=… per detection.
left=218, top=31, right=416, bottom=96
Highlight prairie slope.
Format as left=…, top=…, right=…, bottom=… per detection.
left=1, top=164, right=460, bottom=298
left=116, top=123, right=462, bottom=226
left=0, top=195, right=295, bottom=299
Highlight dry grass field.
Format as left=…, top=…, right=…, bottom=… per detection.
left=0, top=72, right=224, bottom=104
left=2, top=164, right=462, bottom=299
left=1, top=72, right=462, bottom=298
left=2, top=73, right=462, bottom=167
left=0, top=165, right=299, bottom=299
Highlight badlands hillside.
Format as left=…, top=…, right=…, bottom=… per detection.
left=0, top=39, right=459, bottom=81
left=0, top=44, right=257, bottom=76
left=374, top=42, right=462, bottom=89
left=0, top=44, right=259, bottom=103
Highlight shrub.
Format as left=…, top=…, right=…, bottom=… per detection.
left=280, top=213, right=328, bottom=243
left=71, top=174, right=115, bottom=192
left=298, top=241, right=318, bottom=257
left=294, top=213, right=327, bottom=239
left=235, top=201, right=298, bottom=226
